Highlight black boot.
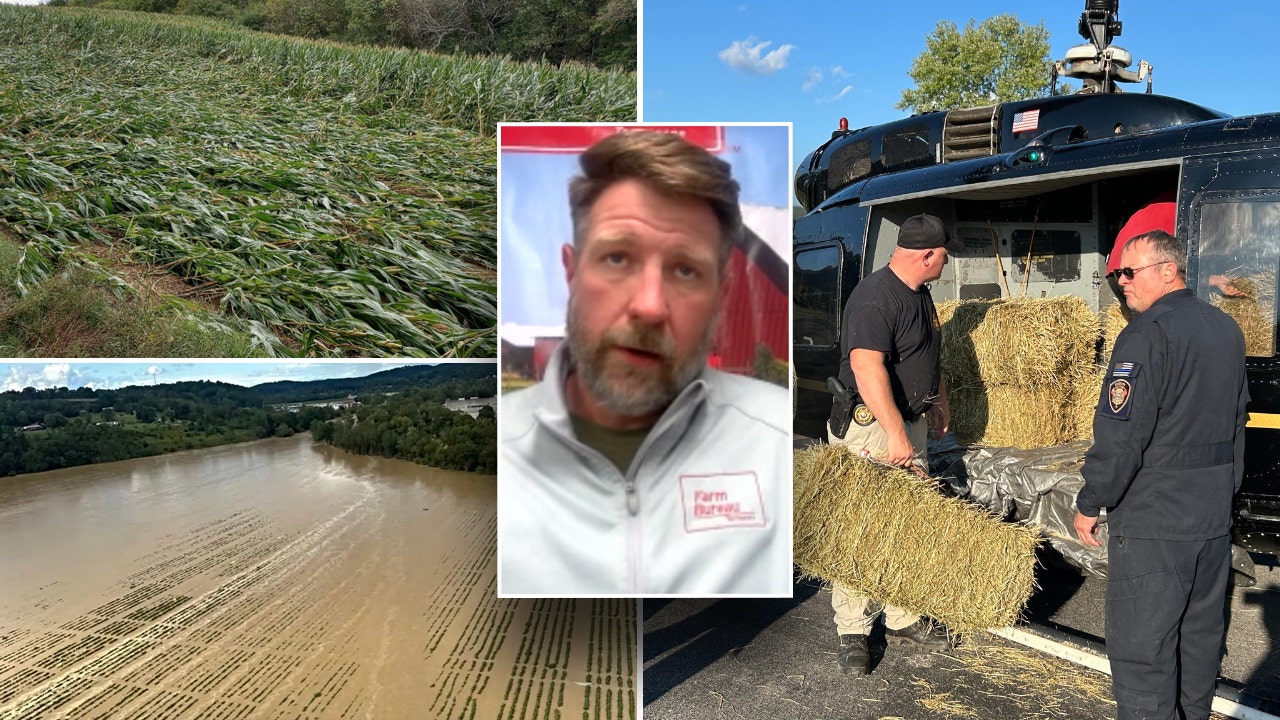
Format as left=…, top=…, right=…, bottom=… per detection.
left=837, top=634, right=872, bottom=675
left=885, top=619, right=952, bottom=651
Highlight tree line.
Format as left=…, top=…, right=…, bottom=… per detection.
left=312, top=387, right=496, bottom=474
left=1, top=377, right=496, bottom=477
left=1, top=403, right=335, bottom=477
left=48, top=0, right=636, bottom=71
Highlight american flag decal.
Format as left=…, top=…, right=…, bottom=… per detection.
left=1012, top=109, right=1040, bottom=133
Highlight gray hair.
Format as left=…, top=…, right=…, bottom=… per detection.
left=1124, top=230, right=1186, bottom=279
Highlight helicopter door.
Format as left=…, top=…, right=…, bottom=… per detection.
left=1181, top=150, right=1280, bottom=514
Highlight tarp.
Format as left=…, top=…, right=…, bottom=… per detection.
left=954, top=441, right=1110, bottom=577
left=937, top=440, right=1257, bottom=583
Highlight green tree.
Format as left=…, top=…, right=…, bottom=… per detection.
left=897, top=14, right=1053, bottom=114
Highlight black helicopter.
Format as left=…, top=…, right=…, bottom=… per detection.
left=792, top=0, right=1280, bottom=556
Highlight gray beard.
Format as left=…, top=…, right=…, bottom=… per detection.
left=565, top=298, right=715, bottom=418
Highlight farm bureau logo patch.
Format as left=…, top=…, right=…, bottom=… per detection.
left=680, top=472, right=767, bottom=533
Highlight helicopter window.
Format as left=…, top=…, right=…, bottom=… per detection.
left=883, top=124, right=933, bottom=171
left=828, top=138, right=872, bottom=192
left=794, top=245, right=842, bottom=347
left=1196, top=199, right=1280, bottom=357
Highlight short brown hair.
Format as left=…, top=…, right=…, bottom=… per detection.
left=1125, top=229, right=1187, bottom=278
left=568, top=130, right=743, bottom=268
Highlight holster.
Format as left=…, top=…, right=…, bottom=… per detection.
left=827, top=377, right=856, bottom=440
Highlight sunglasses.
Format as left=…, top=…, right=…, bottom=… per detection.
left=1106, top=261, right=1169, bottom=281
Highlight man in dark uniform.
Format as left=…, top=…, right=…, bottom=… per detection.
left=1074, top=230, right=1249, bottom=720
left=828, top=213, right=961, bottom=675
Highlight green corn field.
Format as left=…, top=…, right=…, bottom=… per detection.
left=0, top=6, right=635, bottom=357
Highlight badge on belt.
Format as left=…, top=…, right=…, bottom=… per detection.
left=1101, top=361, right=1141, bottom=420
left=853, top=404, right=875, bottom=426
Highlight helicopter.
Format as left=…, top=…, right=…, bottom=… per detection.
left=792, top=0, right=1280, bottom=556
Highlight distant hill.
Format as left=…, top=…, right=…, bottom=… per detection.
left=252, top=363, right=496, bottom=404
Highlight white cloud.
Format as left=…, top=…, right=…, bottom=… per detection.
left=817, top=85, right=853, bottom=104
left=831, top=65, right=850, bottom=79
left=3, top=364, right=71, bottom=392
left=802, top=67, right=823, bottom=92
left=718, top=37, right=794, bottom=76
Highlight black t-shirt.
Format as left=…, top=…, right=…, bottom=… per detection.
left=837, top=265, right=941, bottom=420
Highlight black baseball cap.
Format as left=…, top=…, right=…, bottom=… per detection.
left=897, top=214, right=964, bottom=253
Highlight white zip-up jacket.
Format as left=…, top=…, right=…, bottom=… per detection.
left=498, top=345, right=793, bottom=597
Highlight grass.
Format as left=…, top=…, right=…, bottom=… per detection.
left=0, top=236, right=261, bottom=356
left=0, top=6, right=635, bottom=357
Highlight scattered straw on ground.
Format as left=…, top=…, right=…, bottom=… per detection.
left=793, top=445, right=1041, bottom=633
left=909, top=635, right=1115, bottom=720
left=912, top=679, right=980, bottom=718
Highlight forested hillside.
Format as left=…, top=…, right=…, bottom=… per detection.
left=313, top=388, right=496, bottom=473
left=1, top=364, right=498, bottom=476
left=50, top=0, right=635, bottom=70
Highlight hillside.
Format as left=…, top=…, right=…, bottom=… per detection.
left=0, top=7, right=635, bottom=357
left=251, top=362, right=496, bottom=403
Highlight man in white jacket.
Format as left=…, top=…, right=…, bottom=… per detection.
left=498, top=130, right=791, bottom=596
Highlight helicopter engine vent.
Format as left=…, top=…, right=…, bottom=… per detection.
left=942, top=104, right=1001, bottom=162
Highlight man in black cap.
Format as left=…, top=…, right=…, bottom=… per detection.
left=828, top=213, right=962, bottom=675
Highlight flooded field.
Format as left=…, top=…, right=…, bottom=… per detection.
left=0, top=435, right=635, bottom=720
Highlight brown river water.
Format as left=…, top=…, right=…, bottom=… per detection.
left=0, top=435, right=635, bottom=720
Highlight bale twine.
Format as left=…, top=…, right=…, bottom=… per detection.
left=793, top=444, right=1042, bottom=633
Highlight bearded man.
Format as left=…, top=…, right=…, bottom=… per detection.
left=498, top=130, right=791, bottom=596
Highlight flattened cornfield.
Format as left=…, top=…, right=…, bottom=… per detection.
left=0, top=436, right=636, bottom=720
left=0, top=7, right=635, bottom=357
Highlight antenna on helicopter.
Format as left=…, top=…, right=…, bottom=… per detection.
left=1051, top=0, right=1152, bottom=95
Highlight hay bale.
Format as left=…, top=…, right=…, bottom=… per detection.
left=937, top=299, right=999, bottom=388
left=1101, top=301, right=1127, bottom=363
left=1070, top=365, right=1105, bottom=442
left=793, top=445, right=1041, bottom=632
left=939, top=297, right=1101, bottom=448
left=949, top=385, right=1076, bottom=448
left=965, top=297, right=1098, bottom=388
left=1213, top=292, right=1274, bottom=358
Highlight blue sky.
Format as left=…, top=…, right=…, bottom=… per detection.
left=643, top=0, right=1280, bottom=189
left=0, top=361, right=484, bottom=393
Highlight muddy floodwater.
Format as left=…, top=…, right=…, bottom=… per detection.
left=0, top=435, right=635, bottom=720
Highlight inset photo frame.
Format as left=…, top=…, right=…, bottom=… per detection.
left=496, top=123, right=794, bottom=597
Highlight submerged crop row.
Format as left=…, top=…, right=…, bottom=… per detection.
left=0, top=6, right=636, bottom=357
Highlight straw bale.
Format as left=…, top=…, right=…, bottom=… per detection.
left=963, top=297, right=1098, bottom=388
left=1101, top=301, right=1128, bottom=362
left=936, top=300, right=999, bottom=389
left=793, top=445, right=1041, bottom=633
left=1217, top=297, right=1273, bottom=357
left=948, top=385, right=1075, bottom=448
left=1070, top=365, right=1105, bottom=442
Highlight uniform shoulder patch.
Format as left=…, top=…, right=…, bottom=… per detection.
left=1099, top=360, right=1141, bottom=420
left=1109, top=361, right=1141, bottom=378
